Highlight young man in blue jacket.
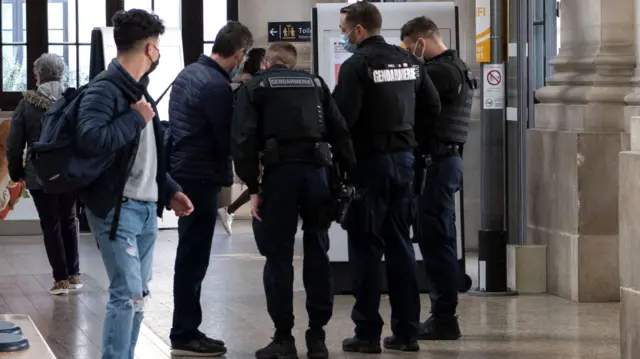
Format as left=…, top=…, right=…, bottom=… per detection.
left=76, top=9, right=193, bottom=359
left=166, top=21, right=253, bottom=356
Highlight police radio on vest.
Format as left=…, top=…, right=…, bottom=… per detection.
left=372, top=66, right=418, bottom=83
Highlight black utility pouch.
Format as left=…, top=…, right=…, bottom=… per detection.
left=313, top=142, right=333, bottom=167
left=262, top=139, right=280, bottom=166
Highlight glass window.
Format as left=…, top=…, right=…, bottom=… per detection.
left=154, top=0, right=181, bottom=28
left=49, top=45, right=78, bottom=88
left=203, top=0, right=227, bottom=42
left=2, top=45, right=27, bottom=91
left=2, top=1, right=27, bottom=92
left=203, top=42, right=212, bottom=55
left=125, top=0, right=152, bottom=11
left=48, top=0, right=106, bottom=87
left=125, top=0, right=181, bottom=28
left=78, top=0, right=105, bottom=43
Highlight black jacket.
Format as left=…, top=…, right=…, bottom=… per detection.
left=168, top=54, right=234, bottom=186
left=332, top=36, right=441, bottom=158
left=6, top=90, right=57, bottom=190
left=231, top=66, right=356, bottom=194
left=76, top=59, right=180, bottom=219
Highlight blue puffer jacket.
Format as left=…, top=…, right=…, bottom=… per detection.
left=167, top=54, right=234, bottom=186
left=76, top=59, right=181, bottom=219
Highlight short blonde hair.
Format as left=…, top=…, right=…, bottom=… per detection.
left=265, top=42, right=297, bottom=68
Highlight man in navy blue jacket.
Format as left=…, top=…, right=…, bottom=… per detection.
left=76, top=9, right=193, bottom=359
left=167, top=21, right=253, bottom=356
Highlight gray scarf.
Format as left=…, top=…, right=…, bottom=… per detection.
left=37, top=81, right=65, bottom=101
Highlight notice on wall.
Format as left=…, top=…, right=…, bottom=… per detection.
left=482, top=63, right=505, bottom=109
left=330, top=38, right=353, bottom=89
left=329, top=36, right=403, bottom=89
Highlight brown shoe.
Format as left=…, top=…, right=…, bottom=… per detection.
left=69, top=275, right=83, bottom=290
left=50, top=280, right=70, bottom=295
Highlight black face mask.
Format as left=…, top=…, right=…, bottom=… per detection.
left=146, top=52, right=160, bottom=76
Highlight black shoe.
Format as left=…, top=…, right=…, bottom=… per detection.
left=171, top=336, right=227, bottom=357
left=256, top=336, right=298, bottom=359
left=305, top=329, right=328, bottom=359
left=198, top=331, right=226, bottom=347
left=417, top=315, right=462, bottom=341
left=341, top=336, right=381, bottom=354
left=383, top=336, right=420, bottom=352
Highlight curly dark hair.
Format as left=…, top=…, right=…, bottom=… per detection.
left=242, top=48, right=266, bottom=75
left=112, top=9, right=166, bottom=52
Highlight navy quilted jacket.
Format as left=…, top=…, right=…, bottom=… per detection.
left=76, top=59, right=180, bottom=219
left=167, top=54, right=234, bottom=186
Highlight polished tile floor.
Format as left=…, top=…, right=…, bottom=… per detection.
left=0, top=221, right=620, bottom=358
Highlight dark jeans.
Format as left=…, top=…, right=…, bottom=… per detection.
left=227, top=188, right=250, bottom=214
left=30, top=190, right=79, bottom=282
left=170, top=179, right=220, bottom=343
left=253, top=163, right=333, bottom=333
left=416, top=154, right=462, bottom=317
left=343, top=151, right=420, bottom=340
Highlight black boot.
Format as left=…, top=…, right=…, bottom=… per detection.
left=417, top=315, right=462, bottom=341
left=305, top=328, right=328, bottom=359
left=341, top=337, right=382, bottom=354
left=383, top=336, right=420, bottom=352
left=256, top=333, right=299, bottom=359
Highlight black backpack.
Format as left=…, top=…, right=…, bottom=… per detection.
left=29, top=77, right=117, bottom=194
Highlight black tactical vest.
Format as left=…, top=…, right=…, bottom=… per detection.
left=357, top=45, right=420, bottom=134
left=428, top=55, right=476, bottom=144
left=258, top=68, right=326, bottom=142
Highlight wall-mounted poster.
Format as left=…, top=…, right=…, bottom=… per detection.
left=330, top=38, right=353, bottom=89
left=329, top=35, right=403, bottom=89
left=0, top=119, right=31, bottom=221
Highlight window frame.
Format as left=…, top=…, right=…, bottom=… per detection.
left=0, top=0, right=237, bottom=110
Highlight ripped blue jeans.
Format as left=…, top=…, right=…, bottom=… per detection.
left=86, top=198, right=157, bottom=359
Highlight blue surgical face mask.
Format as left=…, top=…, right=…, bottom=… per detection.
left=230, top=68, right=241, bottom=79
left=340, top=27, right=358, bottom=53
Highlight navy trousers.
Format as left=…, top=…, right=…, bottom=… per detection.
left=343, top=151, right=420, bottom=340
left=416, top=153, right=463, bottom=317
left=254, top=163, right=333, bottom=333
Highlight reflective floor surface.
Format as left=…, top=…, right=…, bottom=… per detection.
left=0, top=221, right=619, bottom=358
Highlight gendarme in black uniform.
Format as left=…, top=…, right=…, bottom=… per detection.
left=231, top=64, right=356, bottom=359
left=415, top=49, right=475, bottom=341
left=332, top=35, right=441, bottom=351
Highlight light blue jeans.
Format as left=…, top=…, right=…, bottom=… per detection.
left=86, top=199, right=157, bottom=359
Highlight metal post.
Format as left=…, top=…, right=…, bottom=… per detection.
left=516, top=0, right=529, bottom=246
left=471, top=0, right=516, bottom=296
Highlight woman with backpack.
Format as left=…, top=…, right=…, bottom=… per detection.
left=218, top=47, right=266, bottom=235
left=6, top=53, right=82, bottom=295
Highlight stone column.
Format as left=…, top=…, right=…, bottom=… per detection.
left=620, top=117, right=640, bottom=359
left=528, top=0, right=636, bottom=301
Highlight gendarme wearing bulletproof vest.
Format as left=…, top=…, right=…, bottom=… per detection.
left=425, top=51, right=475, bottom=146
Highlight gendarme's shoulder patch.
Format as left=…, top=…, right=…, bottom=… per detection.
left=267, top=77, right=314, bottom=88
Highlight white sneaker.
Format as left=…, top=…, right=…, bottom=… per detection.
left=218, top=208, right=235, bottom=235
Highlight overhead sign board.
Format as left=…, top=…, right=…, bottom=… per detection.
left=476, top=0, right=490, bottom=62
left=268, top=21, right=312, bottom=42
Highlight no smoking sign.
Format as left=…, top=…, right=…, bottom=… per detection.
left=486, top=70, right=501, bottom=86
left=482, top=64, right=505, bottom=109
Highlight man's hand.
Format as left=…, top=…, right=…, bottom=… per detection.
left=250, top=194, right=262, bottom=222
left=131, top=98, right=155, bottom=123
left=170, top=192, right=194, bottom=217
